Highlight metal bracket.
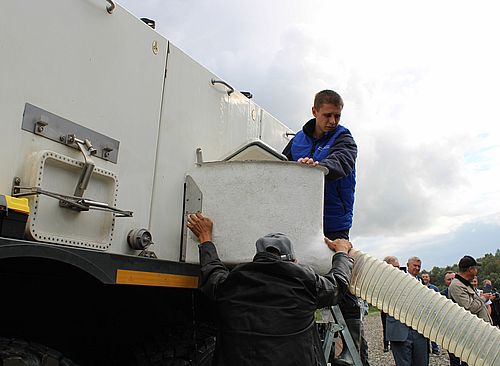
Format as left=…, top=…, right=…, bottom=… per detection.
left=196, top=147, right=203, bottom=165
left=11, top=177, right=22, bottom=196
left=184, top=175, right=203, bottom=216
left=22, top=103, right=120, bottom=163
left=138, top=250, right=157, bottom=258
left=180, top=175, right=203, bottom=261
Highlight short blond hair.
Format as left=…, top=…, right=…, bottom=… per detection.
left=314, top=90, right=344, bottom=110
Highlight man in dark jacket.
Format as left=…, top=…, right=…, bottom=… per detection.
left=187, top=212, right=353, bottom=366
left=283, top=90, right=365, bottom=366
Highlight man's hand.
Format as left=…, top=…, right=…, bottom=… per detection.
left=324, top=237, right=352, bottom=254
left=297, top=157, right=319, bottom=166
left=187, top=212, right=213, bottom=244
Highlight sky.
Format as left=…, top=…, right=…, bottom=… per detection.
left=118, top=0, right=500, bottom=270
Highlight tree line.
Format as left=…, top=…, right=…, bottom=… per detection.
left=425, top=250, right=500, bottom=291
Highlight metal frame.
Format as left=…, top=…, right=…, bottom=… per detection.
left=180, top=175, right=203, bottom=262
left=22, top=103, right=120, bottom=163
left=323, top=305, right=363, bottom=366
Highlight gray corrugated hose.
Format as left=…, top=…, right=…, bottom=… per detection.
left=349, top=250, right=500, bottom=366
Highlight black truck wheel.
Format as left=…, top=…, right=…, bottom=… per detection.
left=132, top=324, right=216, bottom=366
left=0, top=338, right=77, bottom=366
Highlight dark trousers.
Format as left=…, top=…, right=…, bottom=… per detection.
left=381, top=311, right=389, bottom=349
left=449, top=352, right=468, bottom=366
left=325, top=230, right=350, bottom=241
left=325, top=230, right=370, bottom=366
left=391, top=329, right=429, bottom=366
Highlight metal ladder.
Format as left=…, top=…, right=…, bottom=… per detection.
left=321, top=305, right=363, bottom=366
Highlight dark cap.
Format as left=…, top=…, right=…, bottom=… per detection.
left=458, top=255, right=481, bottom=269
left=255, top=233, right=295, bottom=261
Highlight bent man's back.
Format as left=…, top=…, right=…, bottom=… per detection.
left=200, top=242, right=352, bottom=366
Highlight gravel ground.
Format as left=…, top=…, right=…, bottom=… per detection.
left=362, top=311, right=450, bottom=366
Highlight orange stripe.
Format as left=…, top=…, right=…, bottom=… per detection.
left=116, top=269, right=199, bottom=288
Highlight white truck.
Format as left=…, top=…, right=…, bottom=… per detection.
left=0, top=1, right=331, bottom=365
left=5, top=4, right=500, bottom=366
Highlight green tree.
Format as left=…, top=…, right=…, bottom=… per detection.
left=478, top=249, right=500, bottom=290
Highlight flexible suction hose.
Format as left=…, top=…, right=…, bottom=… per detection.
left=349, top=250, right=500, bottom=366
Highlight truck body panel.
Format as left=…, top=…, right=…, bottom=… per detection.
left=1, top=0, right=296, bottom=263
left=0, top=2, right=302, bottom=364
left=0, top=0, right=168, bottom=255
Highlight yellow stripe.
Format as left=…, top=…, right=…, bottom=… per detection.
left=116, top=269, right=199, bottom=288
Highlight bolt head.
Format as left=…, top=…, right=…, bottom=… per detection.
left=152, top=40, right=159, bottom=55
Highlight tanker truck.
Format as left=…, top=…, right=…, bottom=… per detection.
left=0, top=1, right=330, bottom=365
left=3, top=2, right=500, bottom=366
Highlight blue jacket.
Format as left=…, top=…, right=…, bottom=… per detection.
left=283, top=119, right=357, bottom=232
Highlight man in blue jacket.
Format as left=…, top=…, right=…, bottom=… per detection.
left=283, top=90, right=364, bottom=366
left=282, top=89, right=357, bottom=241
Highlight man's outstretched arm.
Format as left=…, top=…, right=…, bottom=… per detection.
left=316, top=238, right=354, bottom=308
left=187, top=213, right=229, bottom=300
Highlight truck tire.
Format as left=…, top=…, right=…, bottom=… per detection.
left=0, top=338, right=77, bottom=366
left=132, top=327, right=215, bottom=366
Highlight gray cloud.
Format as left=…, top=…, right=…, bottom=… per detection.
left=351, top=214, right=500, bottom=269
left=385, top=218, right=500, bottom=270
left=352, top=130, right=467, bottom=237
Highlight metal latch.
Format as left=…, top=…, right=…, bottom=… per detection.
left=67, top=135, right=96, bottom=200
left=12, top=183, right=133, bottom=217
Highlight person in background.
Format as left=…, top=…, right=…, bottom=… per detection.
left=490, top=293, right=500, bottom=327
left=481, top=280, right=500, bottom=327
left=482, top=279, right=492, bottom=289
left=381, top=256, right=400, bottom=352
left=441, top=272, right=455, bottom=298
left=440, top=271, right=462, bottom=366
left=187, top=212, right=354, bottom=366
left=471, top=275, right=493, bottom=313
left=421, top=272, right=439, bottom=292
left=448, top=256, right=493, bottom=366
left=421, top=272, right=440, bottom=355
left=385, top=256, right=429, bottom=366
left=471, top=276, right=479, bottom=294
left=448, top=262, right=491, bottom=324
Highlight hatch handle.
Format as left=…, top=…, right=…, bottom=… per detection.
left=106, top=0, right=116, bottom=14
left=211, top=79, right=234, bottom=96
